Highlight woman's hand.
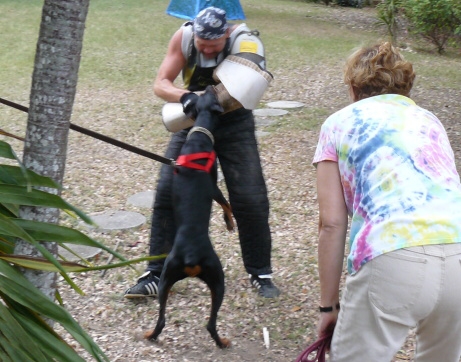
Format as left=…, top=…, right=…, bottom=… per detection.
left=317, top=311, right=338, bottom=340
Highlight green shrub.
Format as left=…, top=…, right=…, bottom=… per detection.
left=403, top=0, right=461, bottom=53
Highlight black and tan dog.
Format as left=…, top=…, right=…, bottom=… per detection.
left=144, top=86, right=232, bottom=348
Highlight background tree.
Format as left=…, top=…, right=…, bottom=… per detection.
left=377, top=0, right=404, bottom=44
left=14, top=0, right=90, bottom=302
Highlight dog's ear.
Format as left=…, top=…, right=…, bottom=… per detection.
left=196, top=86, right=224, bottom=114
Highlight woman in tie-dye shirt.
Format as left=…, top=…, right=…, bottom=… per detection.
left=312, top=42, right=461, bottom=362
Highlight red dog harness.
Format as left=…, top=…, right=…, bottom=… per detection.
left=176, top=151, right=216, bottom=173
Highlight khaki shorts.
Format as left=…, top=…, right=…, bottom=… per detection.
left=330, top=243, right=461, bottom=362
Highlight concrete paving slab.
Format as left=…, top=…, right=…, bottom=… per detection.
left=218, top=170, right=224, bottom=182
left=253, top=108, right=289, bottom=117
left=266, top=101, right=305, bottom=108
left=127, top=190, right=155, bottom=208
left=86, top=210, right=147, bottom=231
left=58, top=244, right=102, bottom=262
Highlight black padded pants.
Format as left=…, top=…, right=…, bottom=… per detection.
left=147, top=108, right=273, bottom=276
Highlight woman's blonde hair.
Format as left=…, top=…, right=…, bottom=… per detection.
left=343, top=42, right=415, bottom=101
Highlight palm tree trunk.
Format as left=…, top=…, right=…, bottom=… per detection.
left=14, top=0, right=90, bottom=303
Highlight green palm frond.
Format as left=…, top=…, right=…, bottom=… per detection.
left=0, top=139, right=148, bottom=361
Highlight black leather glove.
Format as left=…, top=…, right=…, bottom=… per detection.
left=180, top=92, right=199, bottom=119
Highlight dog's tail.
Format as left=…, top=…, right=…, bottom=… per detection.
left=213, top=188, right=235, bottom=231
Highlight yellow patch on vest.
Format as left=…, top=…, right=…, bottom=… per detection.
left=239, top=40, right=258, bottom=54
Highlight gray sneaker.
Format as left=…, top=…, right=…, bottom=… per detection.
left=124, top=271, right=160, bottom=298
left=250, top=275, right=281, bottom=298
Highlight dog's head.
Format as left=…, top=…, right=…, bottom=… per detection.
left=195, top=86, right=224, bottom=115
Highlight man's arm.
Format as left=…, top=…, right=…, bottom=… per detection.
left=153, top=28, right=189, bottom=103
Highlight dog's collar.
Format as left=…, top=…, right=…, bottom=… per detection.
left=187, top=126, right=214, bottom=145
left=176, top=151, right=216, bottom=173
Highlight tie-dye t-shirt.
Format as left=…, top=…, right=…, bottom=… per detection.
left=313, top=94, right=461, bottom=275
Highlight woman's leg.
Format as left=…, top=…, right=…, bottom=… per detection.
left=414, top=244, right=461, bottom=362
left=331, top=248, right=432, bottom=362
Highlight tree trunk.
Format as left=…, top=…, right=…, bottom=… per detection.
left=14, top=0, right=89, bottom=303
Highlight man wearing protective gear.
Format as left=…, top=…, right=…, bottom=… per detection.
left=124, top=7, right=280, bottom=299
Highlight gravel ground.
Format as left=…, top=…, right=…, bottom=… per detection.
left=50, top=6, right=461, bottom=362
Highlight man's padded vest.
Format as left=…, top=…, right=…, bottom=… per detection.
left=180, top=22, right=265, bottom=92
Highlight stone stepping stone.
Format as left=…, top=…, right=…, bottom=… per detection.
left=86, top=210, right=146, bottom=231
left=127, top=190, right=155, bottom=208
left=255, top=117, right=277, bottom=127
left=256, top=130, right=271, bottom=138
left=58, top=244, right=102, bottom=262
left=253, top=108, right=288, bottom=117
left=266, top=101, right=305, bottom=109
